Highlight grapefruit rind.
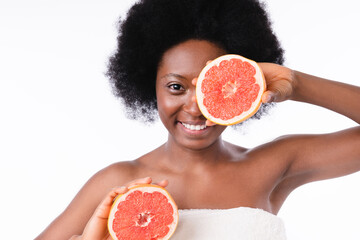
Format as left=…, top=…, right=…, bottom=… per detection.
left=196, top=54, right=266, bottom=125
left=108, top=184, right=179, bottom=240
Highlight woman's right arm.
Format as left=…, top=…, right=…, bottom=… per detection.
left=69, top=177, right=168, bottom=240
left=68, top=186, right=129, bottom=240
left=35, top=163, right=140, bottom=240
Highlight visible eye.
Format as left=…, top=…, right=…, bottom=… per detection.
left=168, top=83, right=184, bottom=91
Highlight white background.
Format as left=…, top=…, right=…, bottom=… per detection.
left=1, top=0, right=360, bottom=239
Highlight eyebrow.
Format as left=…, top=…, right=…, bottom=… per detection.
left=159, top=73, right=187, bottom=81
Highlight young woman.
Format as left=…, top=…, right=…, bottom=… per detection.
left=36, top=0, right=360, bottom=239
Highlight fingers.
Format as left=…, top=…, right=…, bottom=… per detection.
left=124, top=177, right=169, bottom=190
left=259, top=63, right=294, bottom=103
left=93, top=186, right=127, bottom=219
left=125, top=176, right=152, bottom=188
left=261, top=91, right=275, bottom=103
left=205, top=119, right=217, bottom=126
left=191, top=95, right=197, bottom=103
left=154, top=179, right=169, bottom=188
left=82, top=177, right=169, bottom=240
left=82, top=187, right=119, bottom=239
left=93, top=177, right=168, bottom=219
left=191, top=77, right=198, bottom=86
left=264, top=79, right=293, bottom=103
left=69, top=235, right=81, bottom=240
left=94, top=177, right=153, bottom=217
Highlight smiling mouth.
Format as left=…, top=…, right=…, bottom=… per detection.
left=180, top=122, right=207, bottom=131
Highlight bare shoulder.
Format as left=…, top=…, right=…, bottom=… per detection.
left=222, top=136, right=298, bottom=166
left=89, top=160, right=140, bottom=187
left=86, top=147, right=166, bottom=191
left=35, top=160, right=141, bottom=240
left=243, top=134, right=302, bottom=160
left=67, top=161, right=140, bottom=215
left=246, top=133, right=320, bottom=174
left=76, top=159, right=150, bottom=203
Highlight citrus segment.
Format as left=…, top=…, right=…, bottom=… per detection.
left=196, top=54, right=266, bottom=125
left=108, top=184, right=178, bottom=240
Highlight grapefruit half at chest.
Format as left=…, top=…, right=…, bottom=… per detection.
left=108, top=184, right=178, bottom=240
left=196, top=54, right=266, bottom=125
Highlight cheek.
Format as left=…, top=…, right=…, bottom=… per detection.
left=156, top=92, right=182, bottom=122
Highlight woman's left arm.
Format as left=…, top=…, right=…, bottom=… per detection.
left=260, top=63, right=360, bottom=185
left=291, top=70, right=360, bottom=123
left=261, top=63, right=360, bottom=122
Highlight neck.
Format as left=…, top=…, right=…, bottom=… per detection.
left=159, top=134, right=227, bottom=173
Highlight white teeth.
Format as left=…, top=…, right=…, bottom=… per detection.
left=181, top=123, right=207, bottom=131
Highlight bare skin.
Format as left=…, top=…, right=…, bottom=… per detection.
left=36, top=40, right=360, bottom=239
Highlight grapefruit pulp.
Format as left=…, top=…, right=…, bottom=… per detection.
left=108, top=184, right=178, bottom=240
left=196, top=54, right=266, bottom=125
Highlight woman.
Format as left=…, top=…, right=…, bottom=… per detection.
left=36, top=0, right=360, bottom=239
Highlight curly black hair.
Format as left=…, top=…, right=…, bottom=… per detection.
left=107, top=0, right=284, bottom=122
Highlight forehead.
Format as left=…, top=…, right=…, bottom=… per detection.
left=157, top=40, right=227, bottom=79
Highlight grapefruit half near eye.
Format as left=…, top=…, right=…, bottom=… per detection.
left=196, top=54, right=266, bottom=125
left=108, top=184, right=178, bottom=240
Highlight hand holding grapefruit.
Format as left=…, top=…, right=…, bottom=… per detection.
left=72, top=186, right=133, bottom=240
left=196, top=54, right=266, bottom=125
left=71, top=177, right=176, bottom=240
left=257, top=62, right=295, bottom=103
left=108, top=182, right=178, bottom=240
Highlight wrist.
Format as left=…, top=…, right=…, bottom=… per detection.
left=289, top=70, right=302, bottom=101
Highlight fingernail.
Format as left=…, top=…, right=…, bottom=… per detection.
left=206, top=119, right=216, bottom=126
left=118, top=186, right=126, bottom=192
left=264, top=93, right=272, bottom=103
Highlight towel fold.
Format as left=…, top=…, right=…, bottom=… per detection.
left=171, top=207, right=286, bottom=240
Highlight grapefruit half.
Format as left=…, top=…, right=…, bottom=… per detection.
left=108, top=184, right=178, bottom=240
left=196, top=54, right=266, bottom=125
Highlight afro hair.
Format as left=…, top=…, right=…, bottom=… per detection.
left=107, top=0, right=284, bottom=122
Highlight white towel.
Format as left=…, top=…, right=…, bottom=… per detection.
left=171, top=207, right=286, bottom=240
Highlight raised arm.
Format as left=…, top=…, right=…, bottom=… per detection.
left=291, top=70, right=360, bottom=123
left=260, top=63, right=360, bottom=189
left=261, top=63, right=360, bottom=123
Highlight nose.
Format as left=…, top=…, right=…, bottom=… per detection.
left=183, top=89, right=203, bottom=117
